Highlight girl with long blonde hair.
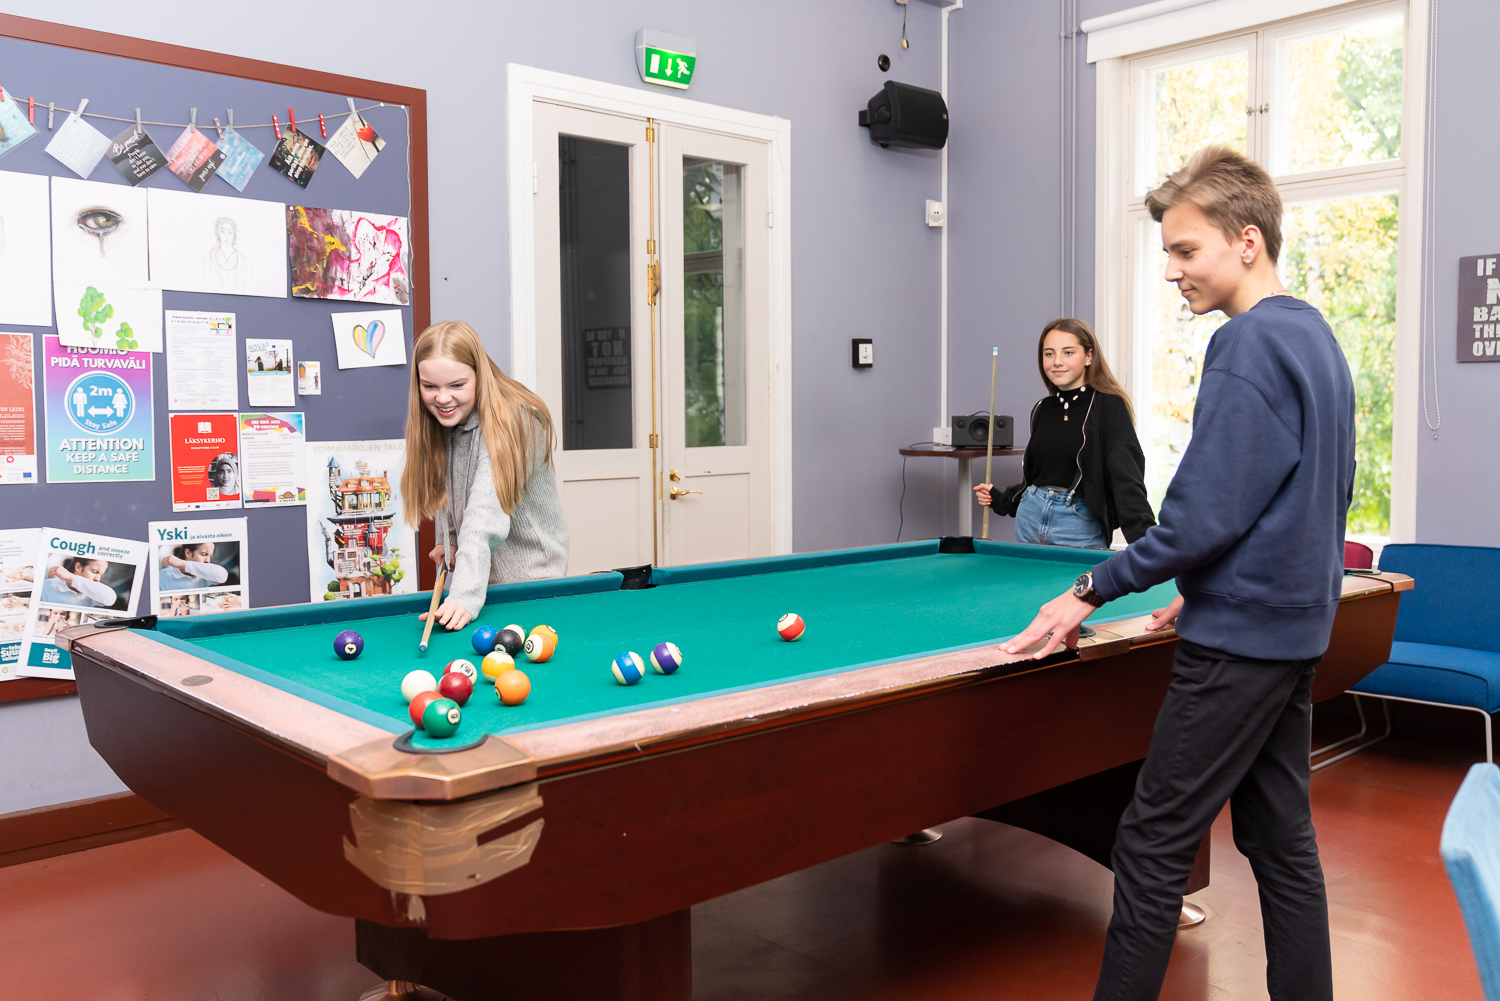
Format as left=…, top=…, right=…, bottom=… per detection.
left=402, top=321, right=568, bottom=631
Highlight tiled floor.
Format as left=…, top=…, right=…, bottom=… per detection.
left=0, top=733, right=1482, bottom=1000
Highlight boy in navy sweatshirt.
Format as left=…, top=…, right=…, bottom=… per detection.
left=1002, top=145, right=1355, bottom=1001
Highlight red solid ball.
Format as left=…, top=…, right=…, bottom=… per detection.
left=438, top=671, right=473, bottom=707
left=409, top=690, right=443, bottom=727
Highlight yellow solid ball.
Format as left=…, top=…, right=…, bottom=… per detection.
left=481, top=651, right=515, bottom=680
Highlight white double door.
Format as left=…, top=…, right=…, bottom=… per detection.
left=532, top=102, right=773, bottom=573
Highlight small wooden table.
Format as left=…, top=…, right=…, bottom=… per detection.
left=899, top=444, right=1024, bottom=536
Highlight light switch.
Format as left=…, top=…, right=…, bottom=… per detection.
left=852, top=338, right=874, bottom=368
left=926, top=199, right=945, bottom=227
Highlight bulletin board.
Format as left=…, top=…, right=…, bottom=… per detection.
left=0, top=12, right=431, bottom=649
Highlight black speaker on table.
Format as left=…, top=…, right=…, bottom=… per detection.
left=951, top=414, right=1012, bottom=449
left=858, top=81, right=949, bottom=150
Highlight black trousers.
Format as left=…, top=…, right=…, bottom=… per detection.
left=1092, top=639, right=1333, bottom=1001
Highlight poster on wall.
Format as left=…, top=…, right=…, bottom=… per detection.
left=288, top=206, right=410, bottom=305
left=331, top=309, right=407, bottom=369
left=148, top=517, right=247, bottom=617
left=43, top=336, right=154, bottom=483
left=0, top=332, right=37, bottom=484
left=44, top=110, right=111, bottom=179
left=51, top=178, right=150, bottom=287
left=305, top=439, right=415, bottom=603
left=245, top=337, right=294, bottom=407
left=1458, top=253, right=1500, bottom=362
left=147, top=188, right=286, bottom=298
left=165, top=310, right=237, bottom=410
left=0, top=88, right=38, bottom=161
left=325, top=109, right=385, bottom=179
left=54, top=283, right=164, bottom=352
left=0, top=528, right=40, bottom=677
left=168, top=412, right=240, bottom=511
left=16, top=528, right=148, bottom=679
left=0, top=171, right=54, bottom=326
left=239, top=412, right=306, bottom=507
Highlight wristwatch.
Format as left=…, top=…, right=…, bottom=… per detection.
left=1072, top=571, right=1107, bottom=608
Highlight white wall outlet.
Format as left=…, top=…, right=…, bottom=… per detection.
left=925, top=199, right=945, bottom=227
left=933, top=425, right=952, bottom=446
left=852, top=338, right=873, bottom=368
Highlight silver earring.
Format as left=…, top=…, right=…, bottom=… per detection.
left=1243, top=255, right=1254, bottom=266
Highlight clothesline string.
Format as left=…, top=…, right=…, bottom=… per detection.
left=5, top=99, right=401, bottom=131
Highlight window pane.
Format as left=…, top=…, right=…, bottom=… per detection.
left=1282, top=193, right=1398, bottom=536
left=558, top=136, right=633, bottom=451
left=1140, top=50, right=1248, bottom=194
left=683, top=158, right=745, bottom=448
left=1137, top=222, right=1230, bottom=508
left=1273, top=14, right=1403, bottom=175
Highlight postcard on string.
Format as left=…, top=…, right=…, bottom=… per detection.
left=45, top=111, right=111, bottom=178
left=147, top=188, right=286, bottom=298
left=0, top=89, right=37, bottom=161
left=166, top=310, right=237, bottom=410
left=298, top=360, right=321, bottom=396
left=269, top=129, right=324, bottom=189
left=42, top=336, right=155, bottom=484
left=54, top=283, right=163, bottom=352
left=168, top=413, right=241, bottom=512
left=51, top=178, right=150, bottom=287
left=326, top=111, right=385, bottom=179
left=239, top=412, right=306, bottom=508
left=332, top=309, right=406, bottom=369
left=0, top=332, right=37, bottom=485
left=289, top=207, right=410, bottom=305
left=245, top=337, right=294, bottom=408
left=0, top=528, right=40, bottom=676
left=306, top=439, right=415, bottom=602
left=215, top=130, right=265, bottom=193
left=108, top=125, right=167, bottom=186
left=164, top=126, right=225, bottom=192
left=16, top=528, right=150, bottom=679
left=0, top=172, right=53, bottom=326
left=149, top=517, right=248, bottom=617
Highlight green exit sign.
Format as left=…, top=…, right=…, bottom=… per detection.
left=635, top=29, right=696, bottom=90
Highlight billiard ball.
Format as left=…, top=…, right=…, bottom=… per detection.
left=438, top=671, right=473, bottom=706
left=523, top=630, right=556, bottom=663
left=334, top=629, right=364, bottom=660
left=777, top=613, right=806, bottom=641
left=497, top=625, right=526, bottom=656
left=445, top=659, right=478, bottom=683
left=471, top=625, right=498, bottom=656
left=530, top=624, right=558, bottom=646
left=408, top=690, right=442, bottom=727
left=650, top=642, right=683, bottom=675
left=496, top=669, right=531, bottom=706
left=612, top=651, right=645, bottom=686
left=422, top=697, right=462, bottom=738
left=481, top=651, right=515, bottom=680
left=400, top=669, right=439, bottom=702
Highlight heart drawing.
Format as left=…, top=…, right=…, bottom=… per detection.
left=351, top=320, right=384, bottom=358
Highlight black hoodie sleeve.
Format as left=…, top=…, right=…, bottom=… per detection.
left=1101, top=397, right=1155, bottom=543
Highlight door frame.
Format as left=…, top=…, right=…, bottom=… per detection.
left=506, top=64, right=793, bottom=556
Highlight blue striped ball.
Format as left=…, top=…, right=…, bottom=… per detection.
left=611, top=651, right=646, bottom=686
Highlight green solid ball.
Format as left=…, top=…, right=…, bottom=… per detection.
left=422, top=697, right=462, bottom=738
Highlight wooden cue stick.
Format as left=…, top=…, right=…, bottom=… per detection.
left=418, top=565, right=446, bottom=652
left=982, top=346, right=998, bottom=540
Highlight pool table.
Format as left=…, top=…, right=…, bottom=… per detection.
left=62, top=539, right=1411, bottom=1001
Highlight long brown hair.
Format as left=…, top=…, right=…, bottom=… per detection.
left=402, top=321, right=556, bottom=522
left=1036, top=318, right=1135, bottom=422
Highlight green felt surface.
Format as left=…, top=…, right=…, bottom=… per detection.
left=179, top=550, right=1177, bottom=749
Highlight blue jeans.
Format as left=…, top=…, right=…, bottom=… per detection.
left=1015, top=485, right=1109, bottom=549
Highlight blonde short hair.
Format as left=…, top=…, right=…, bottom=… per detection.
left=1145, top=145, right=1283, bottom=264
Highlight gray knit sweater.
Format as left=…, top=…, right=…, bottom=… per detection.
left=437, top=409, right=569, bottom=616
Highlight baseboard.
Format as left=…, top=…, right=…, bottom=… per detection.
left=0, top=791, right=182, bottom=869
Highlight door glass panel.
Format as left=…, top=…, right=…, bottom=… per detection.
left=1282, top=193, right=1398, bottom=537
left=683, top=158, right=745, bottom=448
left=558, top=135, right=632, bottom=450
left=1272, top=14, right=1403, bottom=176
left=1139, top=48, right=1249, bottom=194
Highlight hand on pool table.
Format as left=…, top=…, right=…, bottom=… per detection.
left=421, top=598, right=472, bottom=632
left=1146, top=595, right=1184, bottom=632
left=999, top=590, right=1096, bottom=659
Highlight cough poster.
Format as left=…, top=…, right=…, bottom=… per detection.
left=43, top=336, right=155, bottom=483
left=17, top=528, right=149, bottom=679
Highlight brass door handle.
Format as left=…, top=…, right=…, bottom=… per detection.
left=670, top=485, right=702, bottom=500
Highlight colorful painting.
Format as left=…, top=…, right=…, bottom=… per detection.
left=288, top=206, right=410, bottom=306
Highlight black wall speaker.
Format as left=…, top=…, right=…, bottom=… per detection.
left=858, top=81, right=949, bottom=150
left=951, top=414, right=1012, bottom=449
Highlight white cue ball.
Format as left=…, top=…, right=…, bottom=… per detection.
left=401, top=669, right=439, bottom=703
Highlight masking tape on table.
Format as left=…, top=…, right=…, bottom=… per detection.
left=342, top=782, right=544, bottom=896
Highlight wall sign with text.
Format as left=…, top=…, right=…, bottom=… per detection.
left=1458, top=253, right=1500, bottom=362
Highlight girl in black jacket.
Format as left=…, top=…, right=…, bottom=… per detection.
left=975, top=318, right=1155, bottom=547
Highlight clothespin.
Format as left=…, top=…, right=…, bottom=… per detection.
left=288, top=107, right=296, bottom=133
left=189, top=108, right=197, bottom=133
left=272, top=113, right=280, bottom=139
left=134, top=107, right=143, bottom=135
left=75, top=98, right=89, bottom=121
left=228, top=109, right=235, bottom=134
left=47, top=102, right=54, bottom=129
left=27, top=96, right=33, bottom=124
left=318, top=112, right=326, bottom=138
left=213, top=117, right=223, bottom=139
left=0, top=85, right=5, bottom=101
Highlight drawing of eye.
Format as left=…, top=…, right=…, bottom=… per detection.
left=76, top=207, right=122, bottom=239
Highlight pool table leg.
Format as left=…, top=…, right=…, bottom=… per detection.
left=354, top=909, right=691, bottom=1001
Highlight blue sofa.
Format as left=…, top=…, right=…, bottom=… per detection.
left=1442, top=763, right=1500, bottom=1000
left=1318, top=544, right=1499, bottom=768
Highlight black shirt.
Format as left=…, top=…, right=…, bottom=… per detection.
left=1029, top=386, right=1090, bottom=489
